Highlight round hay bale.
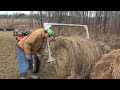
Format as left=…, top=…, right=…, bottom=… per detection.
left=52, top=36, right=103, bottom=79
left=90, top=49, right=120, bottom=79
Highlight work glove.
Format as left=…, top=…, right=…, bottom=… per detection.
left=26, top=54, right=32, bottom=61
left=26, top=54, right=33, bottom=70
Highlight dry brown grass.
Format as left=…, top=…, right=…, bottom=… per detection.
left=0, top=31, right=19, bottom=79
left=0, top=19, right=39, bottom=29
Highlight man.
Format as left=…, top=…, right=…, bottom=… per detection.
left=16, top=28, right=53, bottom=79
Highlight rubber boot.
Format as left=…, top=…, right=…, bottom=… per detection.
left=20, top=72, right=27, bottom=79
left=28, top=70, right=39, bottom=79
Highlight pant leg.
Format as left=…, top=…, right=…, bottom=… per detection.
left=16, top=46, right=29, bottom=74
left=28, top=58, right=33, bottom=70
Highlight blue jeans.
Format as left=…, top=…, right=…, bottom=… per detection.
left=16, top=46, right=33, bottom=75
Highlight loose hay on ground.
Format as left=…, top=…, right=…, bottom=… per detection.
left=52, top=36, right=103, bottom=79
left=90, top=49, right=120, bottom=79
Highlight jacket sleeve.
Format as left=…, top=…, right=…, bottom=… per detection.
left=24, top=32, right=40, bottom=55
left=37, top=44, right=46, bottom=57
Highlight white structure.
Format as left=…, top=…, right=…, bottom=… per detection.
left=43, top=23, right=90, bottom=62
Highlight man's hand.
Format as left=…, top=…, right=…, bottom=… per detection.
left=26, top=54, right=32, bottom=61
left=26, top=54, right=33, bottom=70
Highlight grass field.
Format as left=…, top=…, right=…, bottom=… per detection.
left=0, top=31, right=18, bottom=79
left=0, top=31, right=59, bottom=79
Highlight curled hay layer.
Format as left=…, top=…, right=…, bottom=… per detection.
left=90, top=49, right=120, bottom=79
left=52, top=36, right=103, bottom=79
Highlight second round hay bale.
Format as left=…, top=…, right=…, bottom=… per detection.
left=52, top=36, right=103, bottom=79
left=90, top=49, right=120, bottom=79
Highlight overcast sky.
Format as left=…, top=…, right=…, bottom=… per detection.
left=0, top=11, right=30, bottom=15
